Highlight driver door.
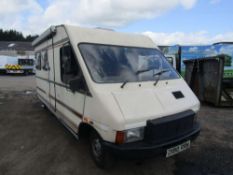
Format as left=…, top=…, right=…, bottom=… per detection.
left=55, top=44, right=86, bottom=132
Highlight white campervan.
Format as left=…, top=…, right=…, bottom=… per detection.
left=33, top=25, right=200, bottom=168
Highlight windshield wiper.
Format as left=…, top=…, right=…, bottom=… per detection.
left=122, top=68, right=170, bottom=88
left=121, top=67, right=154, bottom=88
left=135, top=67, right=155, bottom=75
left=153, top=69, right=170, bottom=86
left=121, top=80, right=128, bottom=88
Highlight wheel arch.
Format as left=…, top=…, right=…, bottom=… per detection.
left=78, top=122, right=101, bottom=139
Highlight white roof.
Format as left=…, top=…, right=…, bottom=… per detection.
left=64, top=25, right=157, bottom=48
left=33, top=24, right=158, bottom=49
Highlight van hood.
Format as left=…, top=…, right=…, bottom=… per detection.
left=112, top=83, right=199, bottom=124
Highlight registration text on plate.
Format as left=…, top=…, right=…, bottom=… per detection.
left=166, top=140, right=190, bottom=158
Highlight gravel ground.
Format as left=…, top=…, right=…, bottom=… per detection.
left=0, top=75, right=232, bottom=175
left=0, top=75, right=36, bottom=91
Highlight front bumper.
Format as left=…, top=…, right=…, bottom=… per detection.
left=103, top=122, right=200, bottom=159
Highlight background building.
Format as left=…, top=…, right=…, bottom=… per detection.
left=0, top=41, right=34, bottom=57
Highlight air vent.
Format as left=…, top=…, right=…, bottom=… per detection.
left=172, top=91, right=184, bottom=99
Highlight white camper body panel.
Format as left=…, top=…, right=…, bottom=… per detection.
left=33, top=25, right=200, bottom=143
left=34, top=26, right=85, bottom=133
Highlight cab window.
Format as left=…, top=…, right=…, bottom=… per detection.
left=60, top=45, right=79, bottom=84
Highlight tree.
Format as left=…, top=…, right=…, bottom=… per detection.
left=0, top=28, right=38, bottom=42
left=25, top=34, right=38, bottom=41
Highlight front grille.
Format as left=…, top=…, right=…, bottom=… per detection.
left=144, top=110, right=195, bottom=144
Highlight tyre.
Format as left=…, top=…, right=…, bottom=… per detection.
left=89, top=131, right=115, bottom=169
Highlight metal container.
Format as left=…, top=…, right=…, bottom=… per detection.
left=183, top=55, right=233, bottom=106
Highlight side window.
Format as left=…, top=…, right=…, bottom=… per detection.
left=42, top=50, right=49, bottom=71
left=60, top=45, right=79, bottom=84
left=35, top=52, right=41, bottom=70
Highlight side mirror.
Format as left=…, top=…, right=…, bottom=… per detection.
left=69, top=77, right=86, bottom=92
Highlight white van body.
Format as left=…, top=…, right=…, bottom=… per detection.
left=33, top=25, right=200, bottom=168
left=0, top=56, right=9, bottom=72
left=0, top=55, right=17, bottom=68
left=0, top=56, right=20, bottom=73
left=0, top=55, right=35, bottom=74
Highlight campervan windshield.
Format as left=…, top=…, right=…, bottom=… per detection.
left=79, top=43, right=179, bottom=83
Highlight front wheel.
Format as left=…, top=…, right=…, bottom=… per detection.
left=89, top=131, right=115, bottom=169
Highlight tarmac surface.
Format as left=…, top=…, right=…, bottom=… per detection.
left=0, top=75, right=233, bottom=175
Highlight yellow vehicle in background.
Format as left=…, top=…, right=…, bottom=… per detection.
left=5, top=64, right=24, bottom=74
left=0, top=56, right=35, bottom=75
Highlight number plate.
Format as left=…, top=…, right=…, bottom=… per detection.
left=166, top=140, right=190, bottom=158
left=7, top=70, right=24, bottom=74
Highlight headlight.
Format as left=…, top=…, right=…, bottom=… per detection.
left=125, top=127, right=144, bottom=143
left=115, top=127, right=144, bottom=144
